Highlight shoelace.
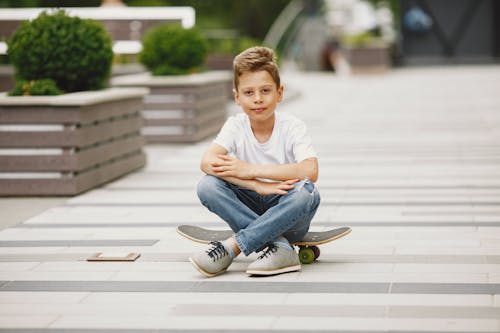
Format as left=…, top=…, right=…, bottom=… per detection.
left=206, top=241, right=228, bottom=262
left=258, top=244, right=279, bottom=259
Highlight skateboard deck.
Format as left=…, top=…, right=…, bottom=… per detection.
left=178, top=223, right=351, bottom=243
left=177, top=224, right=351, bottom=246
left=177, top=224, right=351, bottom=264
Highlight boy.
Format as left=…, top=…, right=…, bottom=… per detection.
left=190, top=46, right=320, bottom=277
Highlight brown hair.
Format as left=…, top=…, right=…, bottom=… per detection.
left=233, top=46, right=280, bottom=90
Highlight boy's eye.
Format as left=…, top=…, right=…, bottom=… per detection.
left=261, top=88, right=271, bottom=94
left=243, top=90, right=253, bottom=96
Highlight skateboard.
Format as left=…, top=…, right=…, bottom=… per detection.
left=176, top=224, right=351, bottom=264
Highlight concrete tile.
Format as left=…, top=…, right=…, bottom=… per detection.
left=33, top=261, right=128, bottom=272
left=394, top=264, right=500, bottom=274
left=65, top=192, right=199, bottom=206
left=34, top=261, right=194, bottom=272
left=298, top=271, right=488, bottom=283
left=0, top=239, right=158, bottom=247
left=317, top=244, right=395, bottom=255
left=109, top=271, right=202, bottom=281
left=83, top=292, right=288, bottom=305
left=396, top=247, right=500, bottom=256
left=387, top=318, right=500, bottom=332
left=0, top=228, right=94, bottom=241
left=0, top=291, right=89, bottom=304
left=172, top=304, right=386, bottom=318
left=273, top=317, right=388, bottom=331
left=388, top=305, right=500, bottom=319
left=285, top=293, right=493, bottom=307
left=0, top=228, right=29, bottom=238
left=26, top=206, right=208, bottom=224
left=0, top=271, right=116, bottom=281
left=1, top=303, right=176, bottom=316
left=297, top=271, right=396, bottom=283
left=56, top=246, right=159, bottom=254
left=494, top=295, right=500, bottom=307
left=320, top=253, right=487, bottom=264
left=0, top=247, right=66, bottom=254
left=477, top=227, right=500, bottom=236
left=394, top=239, right=481, bottom=248
left=482, top=239, right=500, bottom=248
left=51, top=315, right=275, bottom=330
left=0, top=262, right=39, bottom=271
left=391, top=283, right=500, bottom=294
left=489, top=273, right=500, bottom=283
left=394, top=228, right=480, bottom=240
left=301, top=262, right=394, bottom=273
left=486, top=256, right=500, bottom=264
left=0, top=315, right=58, bottom=328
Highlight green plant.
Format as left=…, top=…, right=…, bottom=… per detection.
left=139, top=24, right=208, bottom=76
left=7, top=10, right=113, bottom=93
left=9, top=79, right=62, bottom=96
left=341, top=32, right=385, bottom=48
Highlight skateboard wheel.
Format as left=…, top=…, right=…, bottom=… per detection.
left=299, top=247, right=315, bottom=264
left=311, top=246, right=320, bottom=260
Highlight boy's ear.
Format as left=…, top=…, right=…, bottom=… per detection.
left=277, top=84, right=284, bottom=103
left=233, top=88, right=241, bottom=105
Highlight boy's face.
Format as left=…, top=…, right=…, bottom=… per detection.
left=234, top=70, right=284, bottom=125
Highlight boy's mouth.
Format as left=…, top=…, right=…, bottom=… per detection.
left=251, top=107, right=266, bottom=113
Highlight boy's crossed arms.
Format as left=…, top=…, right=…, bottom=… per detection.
left=201, top=143, right=318, bottom=196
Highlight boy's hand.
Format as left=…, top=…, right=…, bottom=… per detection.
left=211, top=155, right=256, bottom=179
left=254, top=179, right=299, bottom=196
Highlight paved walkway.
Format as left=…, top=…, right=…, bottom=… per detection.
left=1, top=65, right=500, bottom=332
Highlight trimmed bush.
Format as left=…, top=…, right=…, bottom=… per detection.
left=9, top=79, right=63, bottom=96
left=7, top=10, right=113, bottom=93
left=139, top=24, right=208, bottom=76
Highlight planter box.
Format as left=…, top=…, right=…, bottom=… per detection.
left=0, top=65, right=14, bottom=93
left=0, top=87, right=149, bottom=196
left=111, top=71, right=231, bottom=143
left=343, top=45, right=390, bottom=74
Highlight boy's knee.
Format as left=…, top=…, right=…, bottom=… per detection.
left=197, top=175, right=224, bottom=203
left=290, top=180, right=320, bottom=208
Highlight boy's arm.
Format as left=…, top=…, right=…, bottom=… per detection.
left=211, top=155, right=319, bottom=183
left=200, top=143, right=297, bottom=195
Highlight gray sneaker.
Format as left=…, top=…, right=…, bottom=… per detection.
left=189, top=241, right=233, bottom=277
left=246, top=244, right=301, bottom=276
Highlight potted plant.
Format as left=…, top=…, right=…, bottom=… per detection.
left=111, top=23, right=232, bottom=143
left=0, top=10, right=149, bottom=196
left=341, top=32, right=390, bottom=74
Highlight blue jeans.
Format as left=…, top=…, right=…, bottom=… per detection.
left=197, top=175, right=321, bottom=256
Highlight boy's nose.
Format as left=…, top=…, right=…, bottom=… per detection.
left=254, top=92, right=263, bottom=102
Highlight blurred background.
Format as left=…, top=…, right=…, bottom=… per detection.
left=0, top=0, right=499, bottom=85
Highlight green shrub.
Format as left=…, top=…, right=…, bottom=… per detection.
left=139, top=24, right=208, bottom=76
left=7, top=10, right=113, bottom=93
left=341, top=32, right=385, bottom=47
left=9, top=79, right=63, bottom=96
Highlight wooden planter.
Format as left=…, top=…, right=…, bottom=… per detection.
left=111, top=71, right=231, bottom=143
left=0, top=88, right=149, bottom=196
left=0, top=65, right=14, bottom=93
left=343, top=45, right=390, bottom=74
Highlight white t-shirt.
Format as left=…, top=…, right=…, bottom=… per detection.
left=214, top=112, right=317, bottom=166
